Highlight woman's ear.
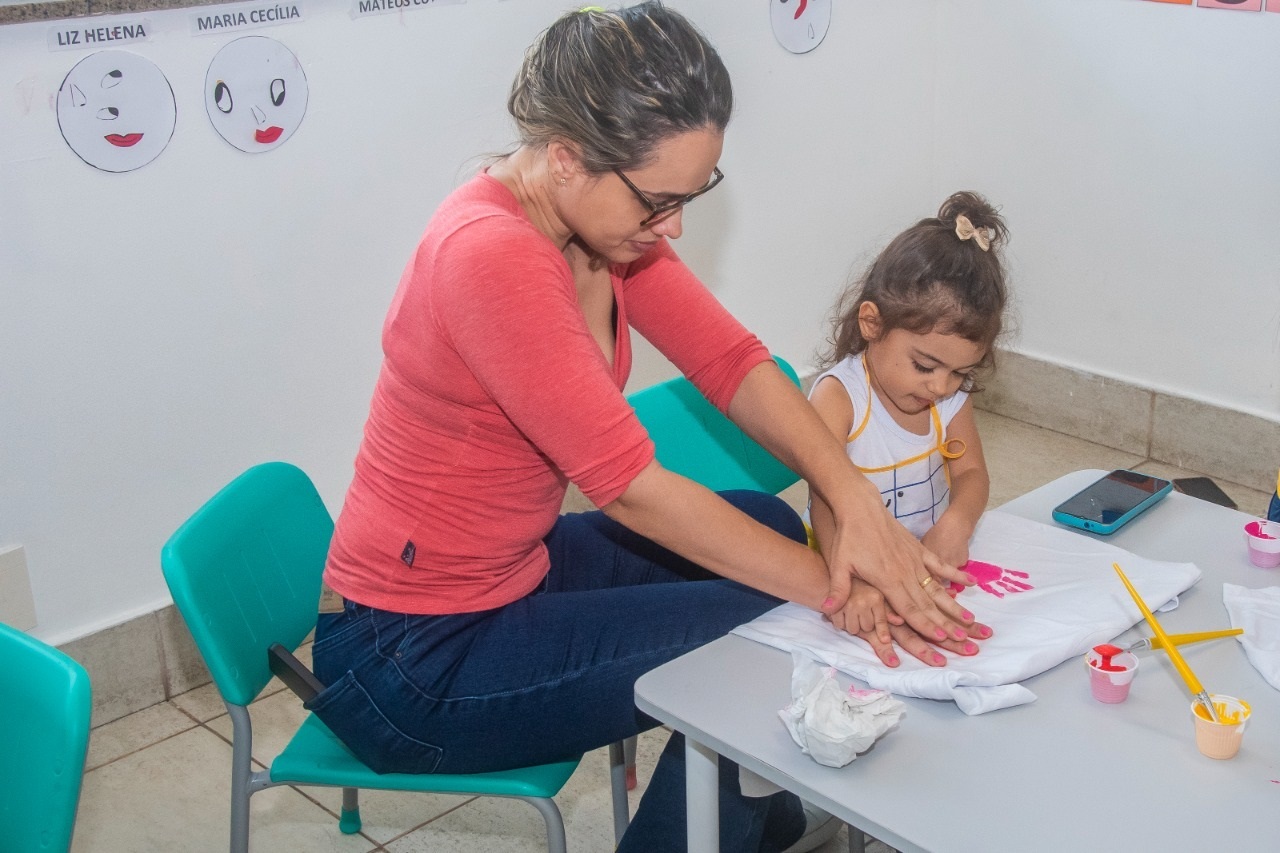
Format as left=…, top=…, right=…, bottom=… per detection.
left=547, top=140, right=585, bottom=187
left=857, top=301, right=882, bottom=342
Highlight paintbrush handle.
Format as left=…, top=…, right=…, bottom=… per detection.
left=1113, top=564, right=1208, bottom=696
left=1149, top=628, right=1243, bottom=651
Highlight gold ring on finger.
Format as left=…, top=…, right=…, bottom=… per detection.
left=920, top=575, right=936, bottom=591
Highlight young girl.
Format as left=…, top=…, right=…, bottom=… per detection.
left=810, top=191, right=1009, bottom=666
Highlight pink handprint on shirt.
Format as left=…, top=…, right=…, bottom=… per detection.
left=948, top=560, right=1032, bottom=598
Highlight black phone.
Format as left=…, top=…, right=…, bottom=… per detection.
left=267, top=643, right=326, bottom=703
left=1051, top=469, right=1173, bottom=535
left=1173, top=476, right=1237, bottom=510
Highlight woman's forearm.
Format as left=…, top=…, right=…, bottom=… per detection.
left=600, top=460, right=829, bottom=609
left=725, top=361, right=883, bottom=519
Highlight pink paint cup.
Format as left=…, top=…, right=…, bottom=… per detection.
left=1244, top=520, right=1280, bottom=569
left=1084, top=649, right=1139, bottom=703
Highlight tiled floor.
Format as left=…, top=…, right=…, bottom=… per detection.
left=70, top=410, right=1271, bottom=852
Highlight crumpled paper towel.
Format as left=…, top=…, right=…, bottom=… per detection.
left=779, top=652, right=906, bottom=767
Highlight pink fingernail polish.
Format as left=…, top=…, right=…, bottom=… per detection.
left=961, top=610, right=974, bottom=621
left=979, top=626, right=992, bottom=638
left=963, top=642, right=978, bottom=654
left=932, top=653, right=945, bottom=665
left=953, top=628, right=966, bottom=640
left=934, top=628, right=947, bottom=640
left=887, top=655, right=900, bottom=666
left=822, top=597, right=834, bottom=609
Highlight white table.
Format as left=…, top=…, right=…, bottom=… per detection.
left=634, top=470, right=1280, bottom=852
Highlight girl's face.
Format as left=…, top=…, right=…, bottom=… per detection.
left=860, top=305, right=987, bottom=424
left=563, top=127, right=724, bottom=264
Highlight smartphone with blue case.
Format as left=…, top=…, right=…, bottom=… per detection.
left=1052, top=469, right=1173, bottom=535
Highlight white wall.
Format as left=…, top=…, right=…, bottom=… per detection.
left=929, top=1, right=1280, bottom=419
left=1, top=0, right=1276, bottom=644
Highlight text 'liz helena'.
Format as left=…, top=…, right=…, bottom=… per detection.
left=56, top=24, right=146, bottom=46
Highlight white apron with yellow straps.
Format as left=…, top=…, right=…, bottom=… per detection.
left=811, top=353, right=968, bottom=539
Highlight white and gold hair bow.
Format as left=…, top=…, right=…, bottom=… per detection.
left=954, top=214, right=991, bottom=252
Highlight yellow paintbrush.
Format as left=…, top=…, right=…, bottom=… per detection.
left=1113, top=563, right=1219, bottom=722
left=1125, top=628, right=1243, bottom=653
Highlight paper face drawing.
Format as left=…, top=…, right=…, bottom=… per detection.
left=205, top=36, right=308, bottom=153
left=770, top=0, right=832, bottom=55
left=56, top=51, right=176, bottom=173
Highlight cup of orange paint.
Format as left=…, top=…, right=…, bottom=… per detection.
left=1084, top=645, right=1139, bottom=703
left=1191, top=694, right=1251, bottom=759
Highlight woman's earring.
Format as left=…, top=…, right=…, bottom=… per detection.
left=559, top=177, right=567, bottom=187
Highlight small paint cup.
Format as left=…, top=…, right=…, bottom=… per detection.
left=1244, top=520, right=1280, bottom=568
left=1084, top=649, right=1139, bottom=703
left=1191, top=694, right=1251, bottom=760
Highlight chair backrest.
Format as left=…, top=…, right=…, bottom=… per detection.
left=0, top=621, right=92, bottom=853
left=626, top=356, right=802, bottom=495
left=161, top=462, right=333, bottom=708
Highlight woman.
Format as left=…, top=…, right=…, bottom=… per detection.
left=311, top=4, right=984, bottom=850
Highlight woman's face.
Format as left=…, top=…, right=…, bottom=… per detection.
left=565, top=127, right=724, bottom=263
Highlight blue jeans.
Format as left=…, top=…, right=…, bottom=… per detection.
left=310, top=490, right=807, bottom=852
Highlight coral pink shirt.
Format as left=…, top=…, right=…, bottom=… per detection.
left=324, top=173, right=770, bottom=614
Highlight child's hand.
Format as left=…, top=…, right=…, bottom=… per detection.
left=920, top=515, right=973, bottom=574
left=820, top=501, right=978, bottom=644
left=825, top=576, right=901, bottom=644
left=857, top=618, right=991, bottom=668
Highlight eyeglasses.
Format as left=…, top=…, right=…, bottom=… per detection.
left=613, top=166, right=724, bottom=228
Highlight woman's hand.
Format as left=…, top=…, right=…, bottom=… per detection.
left=819, top=495, right=979, bottom=644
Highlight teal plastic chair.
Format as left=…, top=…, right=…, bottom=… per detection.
left=161, top=462, right=616, bottom=853
left=627, top=355, right=802, bottom=495
left=0, top=621, right=92, bottom=853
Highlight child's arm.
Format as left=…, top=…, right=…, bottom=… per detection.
left=920, top=399, right=988, bottom=569
left=727, top=362, right=979, bottom=644
left=808, top=377, right=987, bottom=661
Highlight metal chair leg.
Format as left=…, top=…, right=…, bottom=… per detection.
left=226, top=704, right=254, bottom=853
left=608, top=740, right=630, bottom=844
left=339, top=787, right=362, bottom=833
left=524, top=796, right=568, bottom=853
left=623, top=734, right=638, bottom=789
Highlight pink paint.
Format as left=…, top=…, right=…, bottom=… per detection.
left=1245, top=520, right=1280, bottom=568
left=1245, top=521, right=1275, bottom=540
left=949, top=560, right=1033, bottom=598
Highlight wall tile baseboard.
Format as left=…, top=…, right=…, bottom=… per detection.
left=976, top=351, right=1278, bottom=494
left=63, top=349, right=1280, bottom=727
left=60, top=604, right=210, bottom=728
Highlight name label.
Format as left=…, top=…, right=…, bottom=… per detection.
left=191, top=3, right=304, bottom=36
left=351, top=0, right=465, bottom=20
left=49, top=19, right=151, bottom=52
